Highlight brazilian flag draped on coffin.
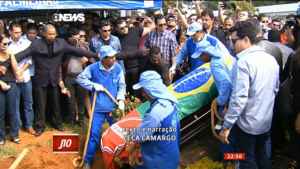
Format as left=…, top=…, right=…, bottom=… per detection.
left=135, top=62, right=218, bottom=119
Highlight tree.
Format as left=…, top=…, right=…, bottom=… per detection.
left=131, top=10, right=139, bottom=17
left=223, top=1, right=256, bottom=17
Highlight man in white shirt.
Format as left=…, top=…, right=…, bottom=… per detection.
left=21, top=23, right=41, bottom=80
left=8, top=22, right=35, bottom=135
left=220, top=19, right=279, bottom=169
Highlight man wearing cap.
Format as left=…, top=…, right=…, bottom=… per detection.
left=192, top=42, right=237, bottom=162
left=130, top=71, right=180, bottom=169
left=169, top=22, right=229, bottom=75
left=77, top=45, right=126, bottom=169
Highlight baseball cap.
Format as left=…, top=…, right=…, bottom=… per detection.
left=99, top=45, right=117, bottom=61
left=186, top=22, right=203, bottom=36
left=133, top=71, right=162, bottom=90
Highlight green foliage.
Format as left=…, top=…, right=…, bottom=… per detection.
left=162, top=0, right=183, bottom=15
left=111, top=93, right=142, bottom=122
left=186, top=157, right=237, bottom=169
left=131, top=10, right=139, bottom=17
left=0, top=145, right=18, bottom=160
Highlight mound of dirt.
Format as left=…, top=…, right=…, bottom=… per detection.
left=0, top=130, right=105, bottom=169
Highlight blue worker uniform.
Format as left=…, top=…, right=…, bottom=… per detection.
left=131, top=71, right=180, bottom=169
left=192, top=43, right=236, bottom=162
left=77, top=46, right=126, bottom=164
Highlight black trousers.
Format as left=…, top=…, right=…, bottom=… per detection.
left=287, top=112, right=300, bottom=169
left=65, top=77, right=85, bottom=121
left=34, top=84, right=62, bottom=130
left=125, top=66, right=142, bottom=99
left=270, top=109, right=285, bottom=159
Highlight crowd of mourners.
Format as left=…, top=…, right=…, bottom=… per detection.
left=0, top=1, right=300, bottom=169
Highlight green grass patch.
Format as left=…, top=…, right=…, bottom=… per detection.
left=26, top=143, right=34, bottom=148
left=0, top=145, right=19, bottom=159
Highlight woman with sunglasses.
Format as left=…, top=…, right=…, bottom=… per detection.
left=0, top=34, right=20, bottom=146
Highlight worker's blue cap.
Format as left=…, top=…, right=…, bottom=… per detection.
left=99, top=45, right=117, bottom=61
left=186, top=22, right=203, bottom=36
left=191, top=41, right=222, bottom=59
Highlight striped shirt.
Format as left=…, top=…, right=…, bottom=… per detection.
left=144, top=29, right=177, bottom=61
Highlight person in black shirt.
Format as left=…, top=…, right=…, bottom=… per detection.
left=112, top=18, right=155, bottom=99
left=0, top=34, right=20, bottom=145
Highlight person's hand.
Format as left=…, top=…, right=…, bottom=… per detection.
left=169, top=65, right=176, bottom=74
left=17, top=75, right=24, bottom=83
left=78, top=57, right=88, bottom=64
left=118, top=100, right=125, bottom=111
left=15, top=69, right=23, bottom=78
left=0, top=81, right=10, bottom=91
left=222, top=107, right=228, bottom=117
left=219, top=129, right=230, bottom=144
left=236, top=6, right=241, bottom=12
left=3, top=48, right=13, bottom=56
left=140, top=48, right=150, bottom=57
left=93, top=84, right=104, bottom=91
left=173, top=8, right=180, bottom=13
left=59, top=81, right=64, bottom=88
left=295, top=113, right=300, bottom=134
left=0, top=66, right=7, bottom=75
left=218, top=2, right=224, bottom=10
left=98, top=53, right=100, bottom=58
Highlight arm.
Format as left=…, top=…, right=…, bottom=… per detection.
left=173, top=41, right=189, bottom=67
left=15, top=56, right=32, bottom=77
left=193, top=1, right=202, bottom=18
left=14, top=45, right=34, bottom=62
left=211, top=65, right=232, bottom=106
left=235, top=6, right=241, bottom=20
left=64, top=41, right=98, bottom=58
left=170, top=34, right=178, bottom=62
left=142, top=18, right=156, bottom=37
left=174, top=8, right=189, bottom=30
left=130, top=113, right=161, bottom=143
left=116, top=69, right=126, bottom=101
left=160, top=62, right=171, bottom=86
left=218, top=2, right=225, bottom=26
left=223, top=60, right=250, bottom=129
left=115, top=50, right=147, bottom=60
left=77, top=66, right=95, bottom=91
left=285, top=26, right=295, bottom=45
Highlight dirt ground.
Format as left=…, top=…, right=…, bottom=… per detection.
left=0, top=130, right=105, bottom=169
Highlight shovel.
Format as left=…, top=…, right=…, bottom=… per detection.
left=73, top=88, right=125, bottom=167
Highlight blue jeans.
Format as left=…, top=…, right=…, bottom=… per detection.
left=233, top=125, right=272, bottom=169
left=84, top=112, right=114, bottom=164
left=0, top=82, right=19, bottom=142
left=16, top=80, right=34, bottom=129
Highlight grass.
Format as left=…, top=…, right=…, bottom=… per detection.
left=0, top=145, right=19, bottom=160
left=26, top=143, right=34, bottom=148
left=45, top=116, right=111, bottom=135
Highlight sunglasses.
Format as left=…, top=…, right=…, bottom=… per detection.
left=2, top=43, right=8, bottom=46
left=151, top=58, right=160, bottom=62
left=80, top=35, right=86, bottom=38
left=273, top=24, right=279, bottom=27
left=39, top=29, right=44, bottom=32
left=158, top=23, right=167, bottom=27
left=262, top=21, right=268, bottom=23
left=120, top=26, right=128, bottom=30
left=85, top=17, right=93, bottom=20
left=167, top=19, right=176, bottom=22
left=145, top=22, right=149, bottom=24
left=70, top=38, right=80, bottom=42
left=231, top=37, right=245, bottom=45
left=101, top=29, right=111, bottom=32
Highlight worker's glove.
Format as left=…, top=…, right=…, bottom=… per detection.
left=93, top=84, right=104, bottom=91
left=118, top=100, right=125, bottom=111
left=169, top=65, right=176, bottom=74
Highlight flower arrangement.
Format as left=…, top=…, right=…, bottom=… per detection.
left=110, top=93, right=142, bottom=122
left=61, top=87, right=71, bottom=97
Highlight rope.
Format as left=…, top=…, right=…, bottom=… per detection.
left=211, top=98, right=224, bottom=140
left=169, top=72, right=175, bottom=84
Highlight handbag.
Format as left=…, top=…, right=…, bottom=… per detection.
left=276, top=52, right=295, bottom=117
